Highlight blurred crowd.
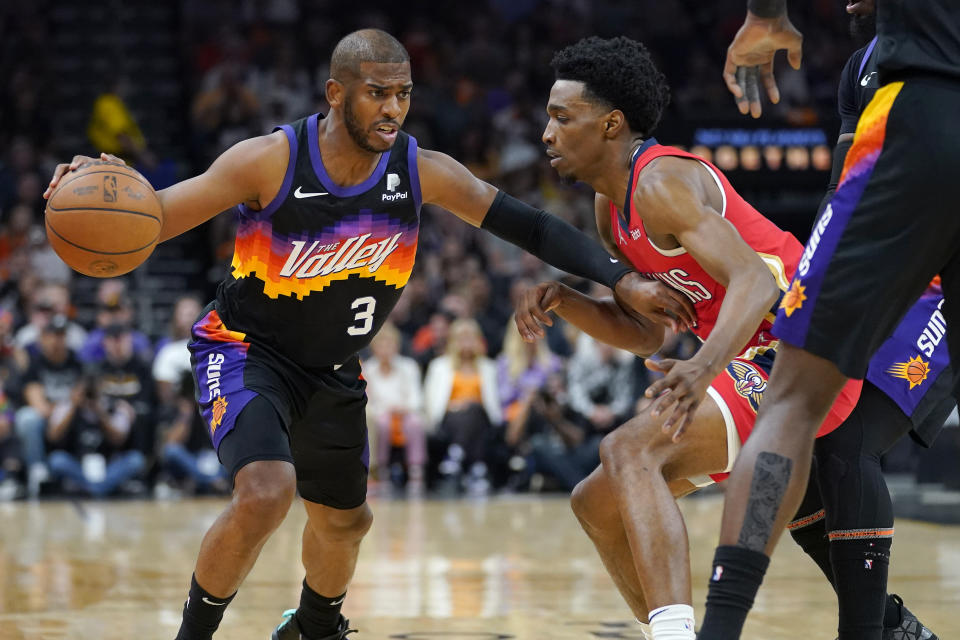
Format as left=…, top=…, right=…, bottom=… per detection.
left=0, top=0, right=865, bottom=500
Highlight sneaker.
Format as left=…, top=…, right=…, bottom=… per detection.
left=834, top=595, right=939, bottom=640
left=884, top=594, right=938, bottom=640
left=271, top=609, right=356, bottom=640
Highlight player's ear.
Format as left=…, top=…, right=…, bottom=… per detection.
left=326, top=79, right=345, bottom=108
left=602, top=110, right=625, bottom=139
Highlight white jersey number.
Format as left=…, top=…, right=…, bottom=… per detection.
left=347, top=296, right=377, bottom=336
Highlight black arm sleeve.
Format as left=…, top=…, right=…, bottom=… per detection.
left=816, top=138, right=853, bottom=219
left=481, top=191, right=632, bottom=289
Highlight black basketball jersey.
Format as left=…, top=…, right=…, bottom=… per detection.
left=877, top=0, right=960, bottom=82
left=838, top=37, right=879, bottom=136
left=215, top=113, right=422, bottom=369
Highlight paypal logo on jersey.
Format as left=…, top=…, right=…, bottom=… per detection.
left=383, top=172, right=408, bottom=202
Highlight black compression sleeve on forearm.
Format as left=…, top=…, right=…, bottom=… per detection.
left=747, top=0, right=787, bottom=18
left=816, top=138, right=853, bottom=220
left=481, top=191, right=632, bottom=289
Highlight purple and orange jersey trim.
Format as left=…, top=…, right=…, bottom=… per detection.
left=189, top=309, right=258, bottom=449
left=773, top=82, right=904, bottom=344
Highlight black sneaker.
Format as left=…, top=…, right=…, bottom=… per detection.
left=271, top=609, right=356, bottom=640
left=884, top=595, right=938, bottom=640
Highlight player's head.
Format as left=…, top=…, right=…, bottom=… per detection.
left=327, top=29, right=412, bottom=153
left=846, top=0, right=876, bottom=46
left=544, top=36, right=669, bottom=183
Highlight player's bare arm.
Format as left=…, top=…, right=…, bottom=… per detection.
left=43, top=131, right=290, bottom=243
left=637, top=157, right=779, bottom=437
left=514, top=280, right=665, bottom=357
left=416, top=148, right=696, bottom=332
left=724, top=0, right=803, bottom=117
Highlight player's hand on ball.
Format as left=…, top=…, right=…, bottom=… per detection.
left=723, top=12, right=803, bottom=118
left=644, top=357, right=714, bottom=441
left=515, top=281, right=564, bottom=342
left=44, top=152, right=126, bottom=199
left=613, top=273, right=696, bottom=333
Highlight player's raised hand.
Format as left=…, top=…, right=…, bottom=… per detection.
left=723, top=12, right=803, bottom=118
left=44, top=152, right=126, bottom=198
left=644, top=357, right=714, bottom=441
left=515, top=281, right=564, bottom=342
left=613, top=272, right=696, bottom=333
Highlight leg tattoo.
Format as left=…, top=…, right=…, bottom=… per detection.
left=737, top=452, right=793, bottom=552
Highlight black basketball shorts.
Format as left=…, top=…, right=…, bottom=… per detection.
left=189, top=304, right=369, bottom=509
left=773, top=76, right=960, bottom=386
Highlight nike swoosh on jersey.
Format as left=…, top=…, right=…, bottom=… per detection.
left=294, top=186, right=329, bottom=198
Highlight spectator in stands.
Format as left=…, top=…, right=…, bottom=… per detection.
left=505, top=372, right=599, bottom=492
left=566, top=333, right=636, bottom=435
left=0, top=389, right=24, bottom=499
left=191, top=62, right=260, bottom=160
left=87, top=76, right=147, bottom=160
left=497, top=316, right=562, bottom=427
left=424, top=318, right=501, bottom=494
left=14, top=283, right=86, bottom=353
left=153, top=295, right=203, bottom=408
left=95, top=322, right=155, bottom=455
left=14, top=314, right=84, bottom=496
left=156, top=371, right=227, bottom=496
left=79, top=283, right=152, bottom=363
left=363, top=322, right=427, bottom=493
left=46, top=322, right=150, bottom=497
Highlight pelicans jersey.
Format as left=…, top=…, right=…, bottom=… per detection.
left=216, top=113, right=420, bottom=369
left=610, top=138, right=800, bottom=350
left=609, top=138, right=861, bottom=483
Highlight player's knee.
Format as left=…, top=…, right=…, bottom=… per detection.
left=598, top=423, right=663, bottom=477
left=232, top=463, right=297, bottom=532
left=570, top=477, right=615, bottom=535
left=307, top=503, right=373, bottom=544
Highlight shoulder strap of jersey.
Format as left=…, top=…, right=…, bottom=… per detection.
left=858, top=36, right=879, bottom=79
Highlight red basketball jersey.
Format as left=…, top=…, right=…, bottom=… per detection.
left=609, top=139, right=802, bottom=350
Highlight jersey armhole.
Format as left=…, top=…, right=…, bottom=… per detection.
left=696, top=160, right=727, bottom=218
left=238, top=124, right=298, bottom=219
left=407, top=135, right=422, bottom=211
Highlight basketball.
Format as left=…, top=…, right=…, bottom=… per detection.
left=45, top=160, right=163, bottom=278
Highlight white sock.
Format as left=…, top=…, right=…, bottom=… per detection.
left=648, top=604, right=696, bottom=640
left=635, top=619, right=654, bottom=640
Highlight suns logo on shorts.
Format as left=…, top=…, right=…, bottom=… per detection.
left=887, top=355, right=930, bottom=390
left=210, top=395, right=229, bottom=433
left=780, top=279, right=807, bottom=317
left=726, top=360, right=767, bottom=413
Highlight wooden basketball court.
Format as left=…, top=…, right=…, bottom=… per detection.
left=1, top=494, right=957, bottom=639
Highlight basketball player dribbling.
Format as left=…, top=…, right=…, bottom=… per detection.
left=43, top=30, right=695, bottom=640
left=512, top=35, right=865, bottom=640
left=697, top=1, right=960, bottom=637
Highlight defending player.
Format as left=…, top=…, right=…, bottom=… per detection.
left=698, top=2, right=960, bottom=638
left=512, top=36, right=864, bottom=640
left=43, top=30, right=694, bottom=640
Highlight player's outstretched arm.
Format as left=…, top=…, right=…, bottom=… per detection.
left=43, top=131, right=289, bottom=243
left=724, top=0, right=803, bottom=117
left=638, top=159, right=779, bottom=438
left=417, top=148, right=696, bottom=331
left=514, top=280, right=666, bottom=357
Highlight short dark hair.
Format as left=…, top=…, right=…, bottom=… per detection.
left=551, top=36, right=670, bottom=138
left=330, top=28, right=410, bottom=82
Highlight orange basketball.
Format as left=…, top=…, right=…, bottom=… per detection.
left=45, top=160, right=163, bottom=278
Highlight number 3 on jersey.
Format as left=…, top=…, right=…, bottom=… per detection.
left=348, top=296, right=376, bottom=336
